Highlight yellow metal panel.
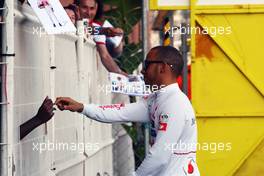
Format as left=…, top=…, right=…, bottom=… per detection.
left=197, top=118, right=264, bottom=176
left=234, top=138, right=264, bottom=176
left=192, top=6, right=264, bottom=176
left=193, top=13, right=264, bottom=176
left=196, top=14, right=264, bottom=96
left=150, top=1, right=264, bottom=11
left=195, top=4, right=264, bottom=13
left=149, top=0, right=189, bottom=10
left=149, top=0, right=158, bottom=10
left=192, top=31, right=264, bottom=116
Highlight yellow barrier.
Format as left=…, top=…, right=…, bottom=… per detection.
left=150, top=1, right=264, bottom=175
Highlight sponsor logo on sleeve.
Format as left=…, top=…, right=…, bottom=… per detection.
left=99, top=103, right=125, bottom=110
left=158, top=114, right=169, bottom=131
left=158, top=122, right=167, bottom=131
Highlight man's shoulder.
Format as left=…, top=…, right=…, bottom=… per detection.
left=159, top=91, right=190, bottom=111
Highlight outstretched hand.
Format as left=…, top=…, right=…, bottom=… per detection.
left=20, top=96, right=55, bottom=140
left=36, top=96, right=55, bottom=124
left=55, top=97, right=84, bottom=112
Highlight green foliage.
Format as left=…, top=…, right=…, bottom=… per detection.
left=103, top=0, right=143, bottom=74
left=118, top=43, right=143, bottom=74
left=104, top=0, right=145, bottom=166
left=103, top=0, right=142, bottom=34
left=123, top=123, right=146, bottom=168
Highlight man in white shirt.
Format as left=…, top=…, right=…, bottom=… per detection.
left=78, top=0, right=127, bottom=76
left=55, top=46, right=200, bottom=176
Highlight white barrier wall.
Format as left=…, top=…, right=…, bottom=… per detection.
left=8, top=3, right=115, bottom=176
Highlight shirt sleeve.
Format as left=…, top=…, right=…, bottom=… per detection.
left=102, top=20, right=122, bottom=48
left=135, top=105, right=186, bottom=176
left=90, top=22, right=106, bottom=45
left=93, top=34, right=106, bottom=45
left=80, top=100, right=149, bottom=123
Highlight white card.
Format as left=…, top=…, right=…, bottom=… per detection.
left=28, top=0, right=76, bottom=34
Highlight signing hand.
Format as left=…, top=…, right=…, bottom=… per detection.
left=101, top=27, right=124, bottom=37
left=55, top=97, right=84, bottom=112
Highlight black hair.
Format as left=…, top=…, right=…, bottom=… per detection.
left=149, top=46, right=184, bottom=78
left=75, top=0, right=103, bottom=20
left=94, top=0, right=103, bottom=20
left=64, top=4, right=80, bottom=21
left=64, top=4, right=76, bottom=11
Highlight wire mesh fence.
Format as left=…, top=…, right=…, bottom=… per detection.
left=103, top=0, right=144, bottom=74
left=111, top=92, right=146, bottom=176
left=103, top=3, right=147, bottom=174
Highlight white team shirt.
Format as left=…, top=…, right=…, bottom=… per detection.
left=81, top=83, right=200, bottom=176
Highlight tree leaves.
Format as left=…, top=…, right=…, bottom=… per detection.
left=103, top=0, right=143, bottom=74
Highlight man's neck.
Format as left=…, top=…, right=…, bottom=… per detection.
left=151, top=80, right=177, bottom=92
left=159, top=80, right=177, bottom=88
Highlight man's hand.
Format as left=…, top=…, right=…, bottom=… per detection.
left=101, top=27, right=124, bottom=37
left=55, top=97, right=84, bottom=112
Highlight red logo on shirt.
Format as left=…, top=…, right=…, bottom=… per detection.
left=188, top=162, right=194, bottom=174
left=99, top=103, right=125, bottom=110
left=158, top=114, right=169, bottom=131
left=158, top=122, right=167, bottom=131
